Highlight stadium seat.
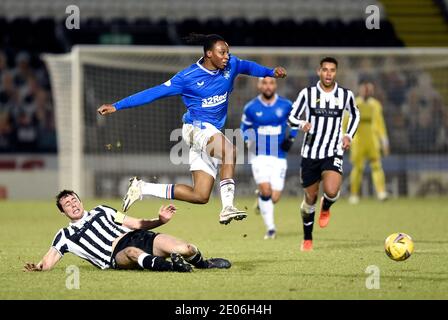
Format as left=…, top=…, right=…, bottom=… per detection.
left=177, top=18, right=204, bottom=41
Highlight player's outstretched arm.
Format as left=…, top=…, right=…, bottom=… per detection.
left=122, top=204, right=176, bottom=230
left=236, top=57, right=286, bottom=78
left=23, top=247, right=62, bottom=272
left=97, top=73, right=184, bottom=115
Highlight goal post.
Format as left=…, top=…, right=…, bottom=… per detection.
left=44, top=46, right=448, bottom=199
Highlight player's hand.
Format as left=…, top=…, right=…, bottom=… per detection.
left=342, top=135, right=351, bottom=151
left=301, top=122, right=312, bottom=133
left=281, top=137, right=295, bottom=152
left=158, top=204, right=176, bottom=224
left=97, top=104, right=116, bottom=116
left=273, top=67, right=287, bottom=78
left=23, top=263, right=42, bottom=272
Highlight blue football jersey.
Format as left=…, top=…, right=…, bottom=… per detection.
left=113, top=55, right=275, bottom=130
left=241, top=94, right=296, bottom=159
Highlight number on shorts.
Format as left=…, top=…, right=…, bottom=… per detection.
left=333, top=157, right=343, bottom=172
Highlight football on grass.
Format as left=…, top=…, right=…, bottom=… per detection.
left=385, top=233, right=414, bottom=261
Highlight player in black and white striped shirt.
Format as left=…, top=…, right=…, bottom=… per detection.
left=24, top=190, right=230, bottom=272
left=287, top=57, right=360, bottom=251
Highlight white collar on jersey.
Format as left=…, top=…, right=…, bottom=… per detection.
left=317, top=81, right=338, bottom=95
left=196, top=57, right=220, bottom=76
left=257, top=93, right=278, bottom=107
left=69, top=210, right=89, bottom=227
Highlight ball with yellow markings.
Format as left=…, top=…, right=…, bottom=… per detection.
left=385, top=233, right=414, bottom=261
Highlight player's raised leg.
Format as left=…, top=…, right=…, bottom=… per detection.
left=122, top=177, right=144, bottom=212
left=123, top=177, right=176, bottom=211
left=319, top=170, right=342, bottom=228
left=122, top=172, right=215, bottom=212
left=172, top=171, right=215, bottom=203
left=207, top=132, right=247, bottom=225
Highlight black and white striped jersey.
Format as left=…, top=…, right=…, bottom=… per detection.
left=51, top=205, right=131, bottom=269
left=288, top=81, right=360, bottom=159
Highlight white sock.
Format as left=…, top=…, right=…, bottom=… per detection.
left=259, top=195, right=275, bottom=231
left=141, top=182, right=175, bottom=199
left=137, top=253, right=150, bottom=269
left=220, top=179, right=235, bottom=208
left=323, top=191, right=340, bottom=202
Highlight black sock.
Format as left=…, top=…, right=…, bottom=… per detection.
left=322, top=194, right=337, bottom=211
left=301, top=210, right=315, bottom=240
left=140, top=254, right=173, bottom=271
left=186, top=250, right=209, bottom=269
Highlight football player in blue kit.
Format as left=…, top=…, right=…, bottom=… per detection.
left=97, top=34, right=287, bottom=225
left=240, top=77, right=298, bottom=239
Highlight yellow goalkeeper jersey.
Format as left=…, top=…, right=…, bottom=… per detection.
left=343, top=96, right=388, bottom=147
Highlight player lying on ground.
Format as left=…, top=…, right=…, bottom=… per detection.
left=97, top=33, right=287, bottom=225
left=240, top=77, right=298, bottom=239
left=23, top=190, right=231, bottom=272
left=288, top=57, right=360, bottom=251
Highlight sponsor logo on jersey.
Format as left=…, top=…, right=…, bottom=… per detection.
left=164, top=80, right=172, bottom=87
left=201, top=92, right=228, bottom=107
left=312, top=108, right=341, bottom=117
left=197, top=81, right=205, bottom=87
left=256, top=111, right=263, bottom=117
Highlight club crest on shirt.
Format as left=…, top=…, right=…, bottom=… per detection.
left=223, top=70, right=230, bottom=79
left=275, top=108, right=283, bottom=117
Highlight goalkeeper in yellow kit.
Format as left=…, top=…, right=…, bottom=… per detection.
left=344, top=80, right=389, bottom=203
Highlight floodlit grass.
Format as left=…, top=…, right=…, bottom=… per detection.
left=1, top=197, right=447, bottom=299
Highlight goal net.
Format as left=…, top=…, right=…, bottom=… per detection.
left=44, top=47, right=448, bottom=198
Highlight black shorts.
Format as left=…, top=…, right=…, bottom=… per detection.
left=300, top=156, right=343, bottom=188
left=110, top=230, right=160, bottom=269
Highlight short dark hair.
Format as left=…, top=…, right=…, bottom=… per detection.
left=359, top=77, right=374, bottom=85
left=56, top=190, right=81, bottom=212
left=183, top=33, right=226, bottom=54
left=320, top=57, right=338, bottom=68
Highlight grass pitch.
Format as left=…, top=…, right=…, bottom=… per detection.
left=1, top=197, right=447, bottom=300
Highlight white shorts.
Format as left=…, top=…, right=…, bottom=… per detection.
left=251, top=155, right=287, bottom=191
left=182, top=122, right=222, bottom=179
